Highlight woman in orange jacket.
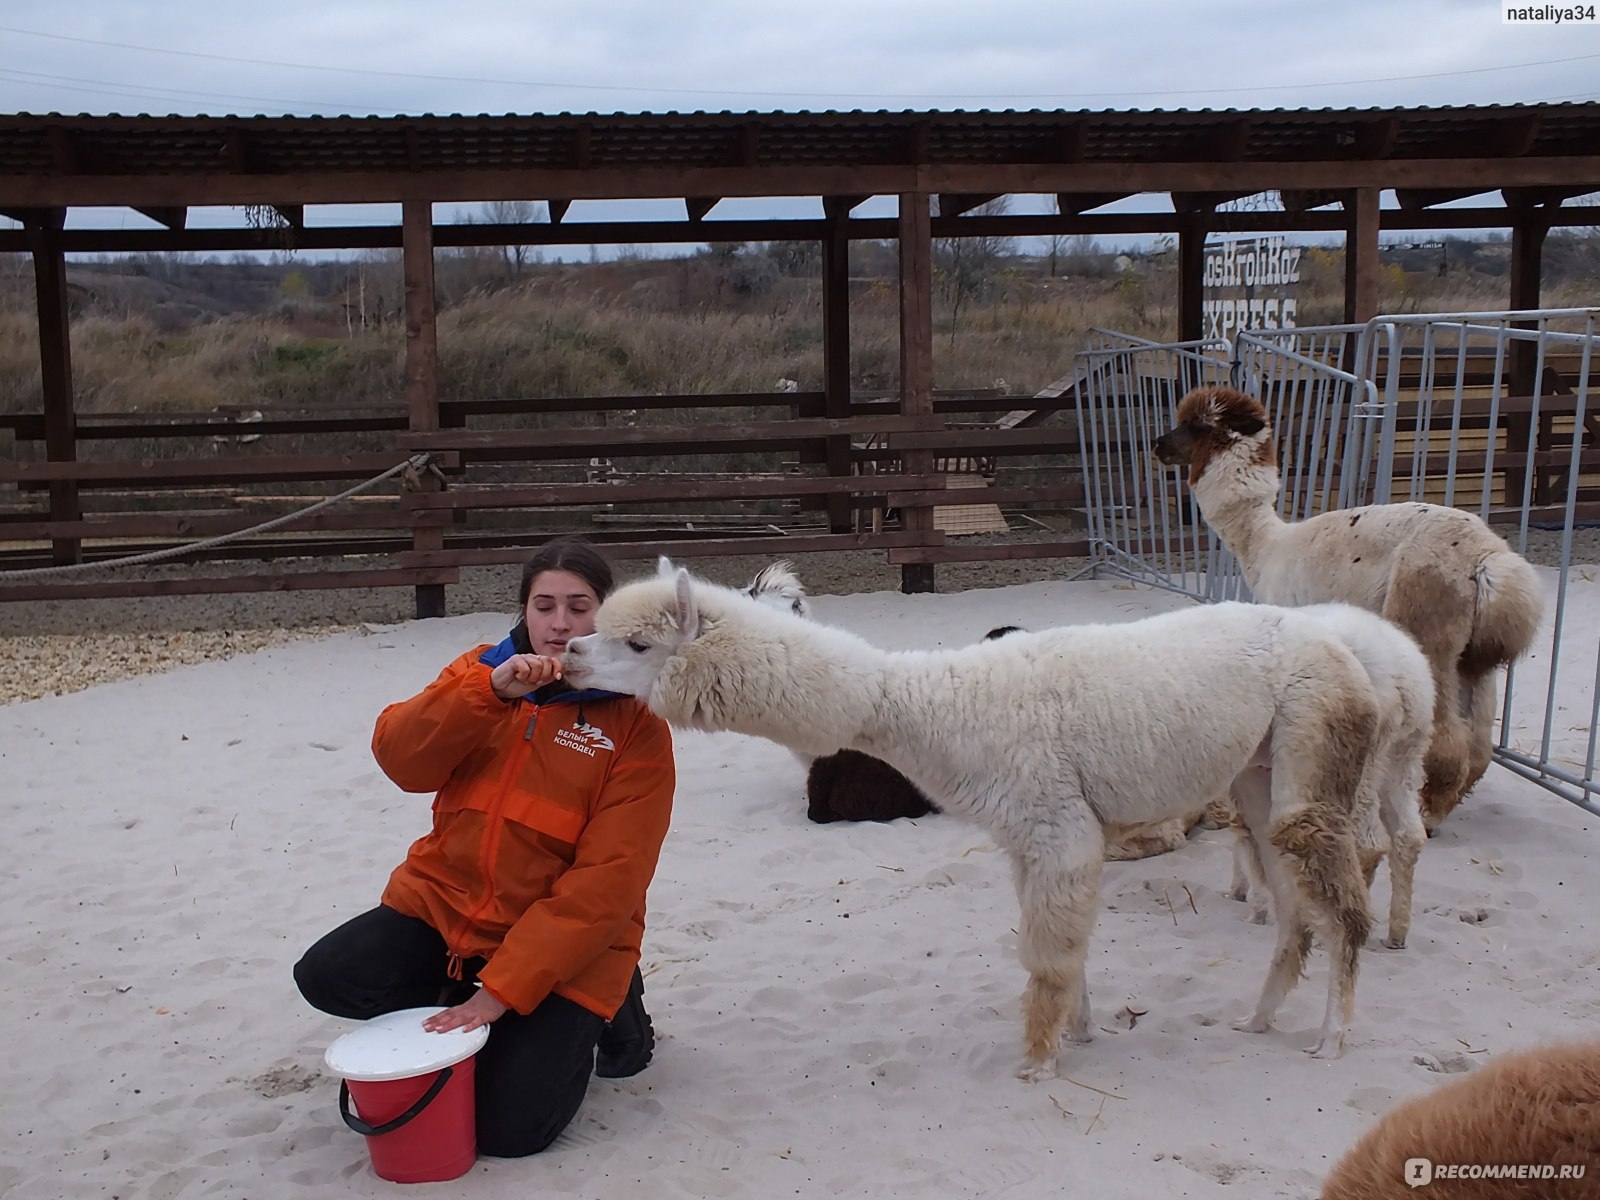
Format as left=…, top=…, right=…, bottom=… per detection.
left=294, top=537, right=676, bottom=1157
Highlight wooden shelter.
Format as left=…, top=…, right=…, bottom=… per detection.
left=1, top=103, right=1598, bottom=612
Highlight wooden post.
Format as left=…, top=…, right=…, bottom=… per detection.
left=403, top=199, right=446, bottom=618
left=897, top=192, right=936, bottom=594
left=1342, top=187, right=1381, bottom=325
left=1177, top=214, right=1207, bottom=343
left=1507, top=210, right=1550, bottom=505
left=32, top=221, right=81, bottom=565
left=821, top=198, right=853, bottom=533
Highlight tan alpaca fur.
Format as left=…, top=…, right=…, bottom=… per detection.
left=1154, top=385, right=1544, bottom=831
left=1322, top=1039, right=1600, bottom=1199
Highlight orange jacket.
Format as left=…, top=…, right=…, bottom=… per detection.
left=372, top=646, right=675, bottom=1019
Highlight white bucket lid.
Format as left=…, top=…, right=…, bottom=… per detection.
left=323, top=1007, right=491, bottom=1082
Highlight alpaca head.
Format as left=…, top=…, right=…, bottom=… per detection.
left=562, top=559, right=704, bottom=700
left=564, top=558, right=870, bottom=746
left=1153, top=385, right=1276, bottom=485
left=744, top=560, right=811, bottom=618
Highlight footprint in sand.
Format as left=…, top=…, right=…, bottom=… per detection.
left=1412, top=1050, right=1476, bottom=1074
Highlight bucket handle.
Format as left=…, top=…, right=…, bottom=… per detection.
left=339, top=1067, right=454, bottom=1137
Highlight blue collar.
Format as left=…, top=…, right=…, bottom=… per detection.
left=478, top=636, right=631, bottom=706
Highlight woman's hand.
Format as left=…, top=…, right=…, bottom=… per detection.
left=423, top=988, right=509, bottom=1034
left=490, top=653, right=563, bottom=701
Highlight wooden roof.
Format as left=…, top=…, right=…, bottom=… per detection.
left=1, top=103, right=1598, bottom=211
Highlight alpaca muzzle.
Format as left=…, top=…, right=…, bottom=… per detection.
left=1152, top=428, right=1193, bottom=466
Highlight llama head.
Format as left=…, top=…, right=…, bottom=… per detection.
left=1153, top=385, right=1276, bottom=485
left=743, top=560, right=812, bottom=619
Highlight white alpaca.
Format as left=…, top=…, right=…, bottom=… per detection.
left=1154, top=385, right=1544, bottom=832
left=747, top=562, right=1215, bottom=854
left=563, top=561, right=1384, bottom=1072
left=1227, top=603, right=1432, bottom=950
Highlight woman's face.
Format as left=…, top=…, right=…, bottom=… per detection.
left=523, top=569, right=600, bottom=657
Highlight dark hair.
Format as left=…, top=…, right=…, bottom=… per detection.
left=517, top=537, right=615, bottom=608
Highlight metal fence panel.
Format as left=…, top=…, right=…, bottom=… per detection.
left=1075, top=310, right=1599, bottom=814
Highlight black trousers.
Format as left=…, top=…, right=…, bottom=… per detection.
left=294, top=904, right=607, bottom=1157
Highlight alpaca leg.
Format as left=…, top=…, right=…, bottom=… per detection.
left=1270, top=808, right=1371, bottom=1059
left=1012, top=846, right=1103, bottom=1078
left=1377, top=766, right=1427, bottom=950
left=1453, top=671, right=1499, bottom=805
left=1231, top=770, right=1312, bottom=1031
left=1386, top=567, right=1476, bottom=832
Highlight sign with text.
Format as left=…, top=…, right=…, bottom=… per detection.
left=1202, top=236, right=1301, bottom=341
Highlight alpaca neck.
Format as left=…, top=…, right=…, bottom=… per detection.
left=1192, top=457, right=1288, bottom=584
left=679, top=616, right=892, bottom=757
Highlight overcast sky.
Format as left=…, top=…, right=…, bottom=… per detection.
left=2, top=3, right=1596, bottom=244
left=2, top=1, right=1596, bottom=117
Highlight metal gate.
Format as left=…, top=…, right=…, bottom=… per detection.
left=1075, top=310, right=1600, bottom=814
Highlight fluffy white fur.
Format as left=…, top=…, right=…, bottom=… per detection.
left=1228, top=602, right=1433, bottom=950
left=563, top=561, right=1384, bottom=1073
left=1154, top=385, right=1544, bottom=831
left=744, top=562, right=937, bottom=824
left=748, top=561, right=1212, bottom=855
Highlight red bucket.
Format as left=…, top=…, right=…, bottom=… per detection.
left=324, top=1007, right=490, bottom=1184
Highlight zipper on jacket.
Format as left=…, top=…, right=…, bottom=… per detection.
left=446, top=700, right=539, bottom=967
left=446, top=952, right=464, bottom=981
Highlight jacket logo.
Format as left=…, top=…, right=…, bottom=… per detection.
left=554, top=720, right=615, bottom=757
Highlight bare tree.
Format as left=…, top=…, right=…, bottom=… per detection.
left=481, top=200, right=549, bottom=275
left=934, top=196, right=1012, bottom=339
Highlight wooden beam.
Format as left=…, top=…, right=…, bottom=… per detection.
left=1055, top=192, right=1133, bottom=215
left=1343, top=186, right=1380, bottom=324
left=1356, top=117, right=1399, bottom=160
left=907, top=122, right=930, bottom=165
left=402, top=197, right=444, bottom=618
left=46, top=126, right=80, bottom=172
left=572, top=125, right=592, bottom=169
left=737, top=124, right=759, bottom=167
left=1394, top=187, right=1493, bottom=210
left=31, top=225, right=79, bottom=564
left=272, top=204, right=305, bottom=228
left=547, top=197, right=571, bottom=223
left=1495, top=112, right=1543, bottom=157
left=822, top=197, right=853, bottom=532
left=1279, top=188, right=1342, bottom=212
left=3, top=203, right=1599, bottom=258
left=1211, top=119, right=1252, bottom=161
left=133, top=205, right=187, bottom=229
left=1510, top=214, right=1548, bottom=310
left=897, top=190, right=935, bottom=593
left=1502, top=184, right=1599, bottom=208
left=1178, top=215, right=1206, bottom=343
left=0, top=567, right=460, bottom=604
left=822, top=195, right=869, bottom=219
left=9, top=155, right=1600, bottom=207
left=937, top=192, right=1000, bottom=217
left=223, top=128, right=251, bottom=173
left=685, top=196, right=721, bottom=222
left=1172, top=190, right=1251, bottom=213
left=1, top=206, right=64, bottom=229
left=1055, top=121, right=1088, bottom=163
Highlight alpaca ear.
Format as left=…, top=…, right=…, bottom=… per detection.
left=657, top=555, right=678, bottom=580
left=673, top=567, right=701, bottom=641
left=1223, top=412, right=1266, bottom=436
